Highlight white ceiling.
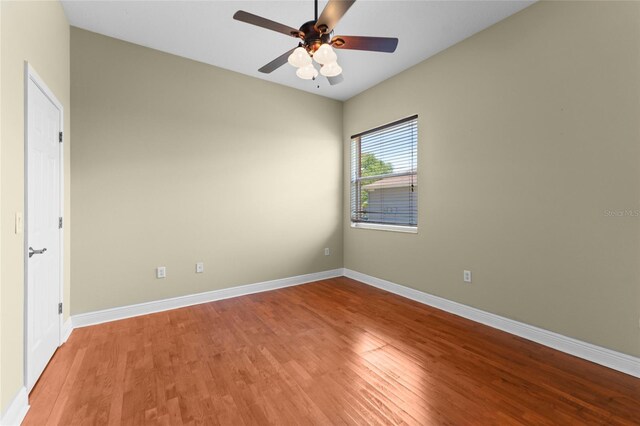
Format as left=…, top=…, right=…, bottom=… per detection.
left=61, top=0, right=534, bottom=101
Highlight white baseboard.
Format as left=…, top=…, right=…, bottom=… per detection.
left=62, top=317, right=73, bottom=343
left=72, top=269, right=343, bottom=329
left=0, top=387, right=29, bottom=426
left=64, top=267, right=639, bottom=379
left=344, top=268, right=640, bottom=378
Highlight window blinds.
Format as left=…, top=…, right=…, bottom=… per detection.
left=351, top=115, right=418, bottom=227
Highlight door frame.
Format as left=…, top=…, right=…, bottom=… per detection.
left=23, top=62, right=65, bottom=392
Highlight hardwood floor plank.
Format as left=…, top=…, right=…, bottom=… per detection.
left=23, top=277, right=640, bottom=425
left=44, top=347, right=87, bottom=426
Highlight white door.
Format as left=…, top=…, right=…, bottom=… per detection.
left=25, top=65, right=63, bottom=391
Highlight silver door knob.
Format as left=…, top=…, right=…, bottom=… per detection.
left=28, top=247, right=47, bottom=258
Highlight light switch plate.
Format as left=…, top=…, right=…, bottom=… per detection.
left=196, top=262, right=204, bottom=273
left=15, top=212, right=23, bottom=234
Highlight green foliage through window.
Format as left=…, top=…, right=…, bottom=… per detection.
left=361, top=153, right=393, bottom=177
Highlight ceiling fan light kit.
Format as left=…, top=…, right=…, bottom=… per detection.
left=296, top=64, right=319, bottom=80
left=233, top=0, right=398, bottom=86
left=290, top=43, right=341, bottom=79
left=313, top=43, right=337, bottom=65
left=288, top=46, right=312, bottom=68
left=320, top=61, right=342, bottom=77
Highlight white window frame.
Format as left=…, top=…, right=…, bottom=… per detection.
left=350, top=115, right=418, bottom=233
left=350, top=221, right=418, bottom=233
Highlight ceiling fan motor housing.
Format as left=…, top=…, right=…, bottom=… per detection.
left=297, top=21, right=332, bottom=55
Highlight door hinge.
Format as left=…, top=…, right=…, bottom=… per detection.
left=58, top=303, right=63, bottom=315
left=59, top=217, right=63, bottom=229
left=59, top=131, right=63, bottom=143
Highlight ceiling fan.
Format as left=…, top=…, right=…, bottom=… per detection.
left=233, top=0, right=399, bottom=86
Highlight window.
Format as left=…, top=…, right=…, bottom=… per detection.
left=350, top=115, right=418, bottom=232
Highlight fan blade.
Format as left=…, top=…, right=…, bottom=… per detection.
left=327, top=74, right=344, bottom=85
left=331, top=35, right=398, bottom=53
left=258, top=47, right=297, bottom=74
left=233, top=11, right=302, bottom=38
left=315, top=0, right=356, bottom=34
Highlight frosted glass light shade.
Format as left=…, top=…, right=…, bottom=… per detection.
left=296, top=64, right=319, bottom=80
left=288, top=47, right=311, bottom=68
left=320, top=61, right=342, bottom=77
left=313, top=44, right=337, bottom=65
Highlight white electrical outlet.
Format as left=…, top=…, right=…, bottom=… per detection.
left=196, top=262, right=204, bottom=273
left=463, top=270, right=472, bottom=283
left=156, top=266, right=166, bottom=279
left=324, top=248, right=330, bottom=256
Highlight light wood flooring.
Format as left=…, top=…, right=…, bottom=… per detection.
left=23, top=277, right=640, bottom=425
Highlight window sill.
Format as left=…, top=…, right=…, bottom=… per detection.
left=350, top=222, right=418, bottom=234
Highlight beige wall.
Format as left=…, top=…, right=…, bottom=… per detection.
left=0, top=0, right=70, bottom=413
left=70, top=28, right=343, bottom=314
left=343, top=1, right=640, bottom=357
left=0, top=0, right=3, bottom=410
